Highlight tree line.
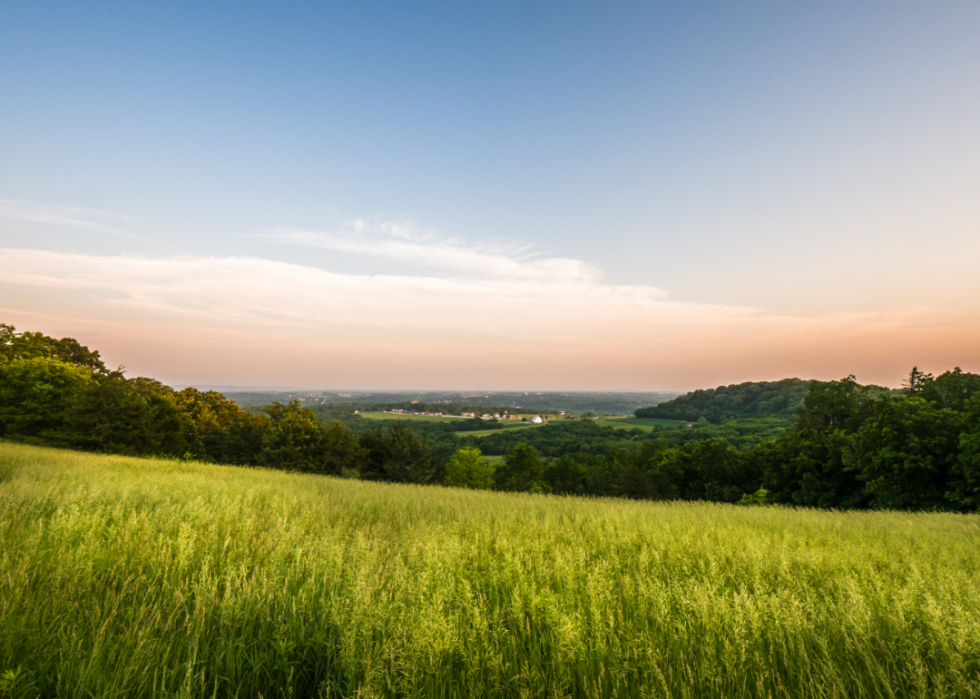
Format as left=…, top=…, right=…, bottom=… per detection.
left=635, top=377, right=898, bottom=423
left=2, top=323, right=979, bottom=510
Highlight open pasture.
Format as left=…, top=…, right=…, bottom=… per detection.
left=358, top=412, right=540, bottom=427
left=594, top=417, right=688, bottom=431
left=1, top=441, right=979, bottom=698
left=459, top=423, right=544, bottom=438
left=357, top=411, right=465, bottom=422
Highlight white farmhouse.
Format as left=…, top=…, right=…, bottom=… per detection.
left=529, top=415, right=544, bottom=424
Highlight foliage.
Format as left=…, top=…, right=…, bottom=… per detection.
left=754, top=429, right=865, bottom=508
left=0, top=323, right=106, bottom=373
left=737, top=488, right=771, bottom=506
left=59, top=370, right=195, bottom=457
left=635, top=378, right=817, bottom=423
left=493, top=443, right=548, bottom=493
left=444, top=446, right=494, bottom=489
left=851, top=396, right=964, bottom=510
left=794, top=375, right=878, bottom=433
left=949, top=393, right=980, bottom=509
left=0, top=357, right=93, bottom=437
left=917, top=367, right=980, bottom=411
left=360, top=423, right=442, bottom=484
left=260, top=401, right=335, bottom=472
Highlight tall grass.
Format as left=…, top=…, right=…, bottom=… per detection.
left=1, top=441, right=978, bottom=698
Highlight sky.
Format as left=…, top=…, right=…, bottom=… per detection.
left=1, top=1, right=978, bottom=390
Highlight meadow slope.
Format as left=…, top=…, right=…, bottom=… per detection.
left=1, top=442, right=978, bottom=698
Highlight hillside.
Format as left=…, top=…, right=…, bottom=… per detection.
left=2, top=442, right=979, bottom=698
left=635, top=378, right=822, bottom=423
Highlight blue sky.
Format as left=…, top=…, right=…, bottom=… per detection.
left=1, top=1, right=978, bottom=388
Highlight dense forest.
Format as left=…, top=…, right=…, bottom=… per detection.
left=635, top=377, right=899, bottom=423
left=2, top=323, right=979, bottom=511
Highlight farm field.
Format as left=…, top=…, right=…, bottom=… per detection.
left=460, top=423, right=544, bottom=438
left=357, top=411, right=470, bottom=422
left=593, top=417, right=688, bottom=431
left=2, top=441, right=979, bottom=698
left=358, top=411, right=539, bottom=426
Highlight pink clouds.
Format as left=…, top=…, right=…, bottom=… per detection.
left=1, top=245, right=976, bottom=389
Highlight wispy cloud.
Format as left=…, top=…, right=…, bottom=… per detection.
left=0, top=246, right=944, bottom=346
left=1, top=216, right=970, bottom=388
left=0, top=248, right=701, bottom=341
left=266, top=219, right=604, bottom=283
left=1, top=244, right=971, bottom=388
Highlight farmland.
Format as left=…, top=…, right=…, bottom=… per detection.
left=357, top=412, right=552, bottom=439
left=593, top=417, right=688, bottom=432
left=460, top=423, right=549, bottom=438
left=358, top=412, right=542, bottom=426
left=356, top=411, right=471, bottom=422
left=2, top=441, right=979, bottom=698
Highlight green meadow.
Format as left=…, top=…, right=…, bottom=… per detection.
left=458, top=424, right=542, bottom=438
left=593, top=417, right=688, bottom=432
left=357, top=412, right=549, bottom=438
left=358, top=412, right=540, bottom=426
left=1, top=441, right=979, bottom=698
left=356, top=411, right=463, bottom=422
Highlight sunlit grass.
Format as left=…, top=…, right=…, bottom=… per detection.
left=1, top=441, right=978, bottom=698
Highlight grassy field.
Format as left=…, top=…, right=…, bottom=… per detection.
left=357, top=412, right=548, bottom=438
left=357, top=411, right=468, bottom=422
left=2, top=442, right=979, bottom=698
left=594, top=417, right=688, bottom=432
left=460, top=423, right=543, bottom=438
left=359, top=412, right=541, bottom=426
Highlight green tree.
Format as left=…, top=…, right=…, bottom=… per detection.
left=444, top=447, right=494, bottom=489
left=947, top=393, right=980, bottom=510
left=544, top=453, right=591, bottom=495
left=796, top=375, right=875, bottom=434
left=260, top=401, right=329, bottom=472
left=903, top=366, right=934, bottom=395
left=173, top=387, right=246, bottom=434
left=754, top=430, right=865, bottom=509
left=360, top=423, right=441, bottom=484
left=494, top=443, right=548, bottom=493
left=0, top=324, right=106, bottom=373
left=60, top=371, right=193, bottom=456
left=319, top=420, right=365, bottom=476
left=737, top=488, right=770, bottom=506
left=918, top=367, right=980, bottom=411
left=851, top=396, right=963, bottom=510
left=653, top=438, right=746, bottom=502
left=207, top=411, right=270, bottom=466
left=0, top=357, right=93, bottom=437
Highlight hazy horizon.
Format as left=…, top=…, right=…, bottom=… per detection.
left=2, top=1, right=978, bottom=390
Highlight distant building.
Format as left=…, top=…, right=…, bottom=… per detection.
left=530, top=415, right=544, bottom=424
left=684, top=422, right=696, bottom=428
